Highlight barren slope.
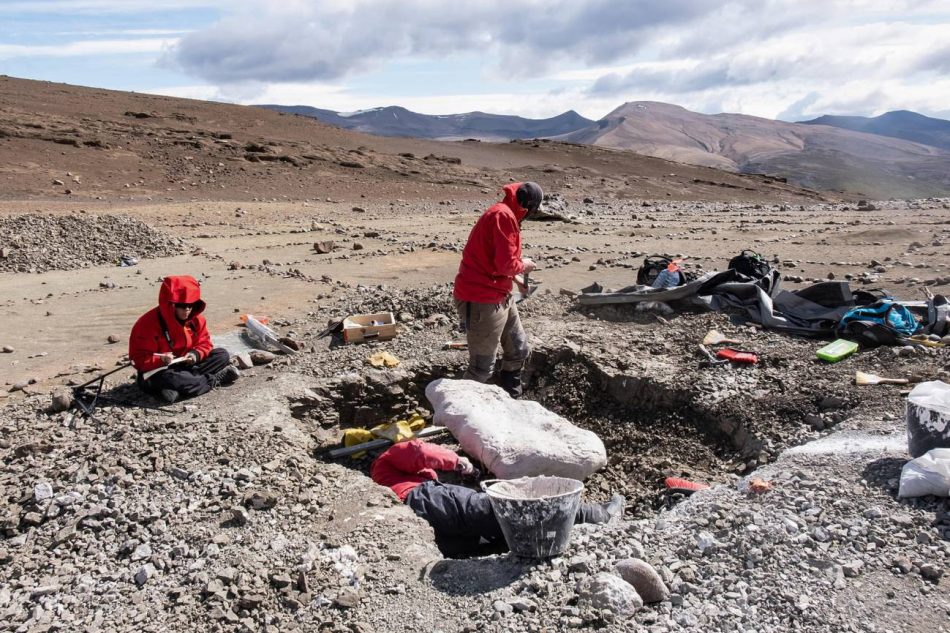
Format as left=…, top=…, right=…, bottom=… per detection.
left=0, top=76, right=822, bottom=206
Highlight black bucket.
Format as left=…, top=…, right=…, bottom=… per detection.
left=906, top=380, right=950, bottom=457
left=481, top=476, right=583, bottom=558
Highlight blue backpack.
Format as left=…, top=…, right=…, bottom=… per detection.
left=838, top=299, right=921, bottom=346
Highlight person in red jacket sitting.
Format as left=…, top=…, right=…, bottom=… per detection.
left=129, top=275, right=239, bottom=404
left=371, top=439, right=624, bottom=557
left=453, top=182, right=543, bottom=398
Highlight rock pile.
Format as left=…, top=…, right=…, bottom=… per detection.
left=0, top=214, right=186, bottom=273
left=451, top=428, right=950, bottom=632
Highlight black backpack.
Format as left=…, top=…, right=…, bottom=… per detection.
left=637, top=255, right=691, bottom=286
left=927, top=295, right=949, bottom=337
left=839, top=321, right=904, bottom=347
left=728, top=250, right=772, bottom=279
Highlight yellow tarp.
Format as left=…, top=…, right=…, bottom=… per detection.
left=341, top=413, right=426, bottom=458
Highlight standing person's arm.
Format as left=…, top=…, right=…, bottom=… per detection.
left=491, top=213, right=525, bottom=280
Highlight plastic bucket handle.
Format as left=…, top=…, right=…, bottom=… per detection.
left=480, top=477, right=584, bottom=500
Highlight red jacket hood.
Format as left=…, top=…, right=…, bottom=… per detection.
left=158, top=275, right=206, bottom=324
left=501, top=182, right=529, bottom=222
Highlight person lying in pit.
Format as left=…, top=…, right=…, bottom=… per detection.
left=371, top=438, right=624, bottom=557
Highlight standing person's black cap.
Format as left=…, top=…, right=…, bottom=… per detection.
left=516, top=182, right=543, bottom=213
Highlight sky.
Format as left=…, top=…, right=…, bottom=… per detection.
left=1, top=0, right=949, bottom=122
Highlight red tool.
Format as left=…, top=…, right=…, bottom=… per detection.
left=715, top=348, right=759, bottom=364
left=664, top=477, right=710, bottom=494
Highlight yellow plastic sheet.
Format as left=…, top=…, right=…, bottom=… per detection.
left=341, top=413, right=426, bottom=458
left=366, top=351, right=400, bottom=368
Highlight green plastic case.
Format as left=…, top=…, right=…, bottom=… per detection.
left=816, top=339, right=859, bottom=362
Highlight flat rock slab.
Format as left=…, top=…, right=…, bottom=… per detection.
left=425, top=378, right=607, bottom=480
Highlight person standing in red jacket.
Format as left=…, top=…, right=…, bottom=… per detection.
left=453, top=182, right=543, bottom=398
left=129, top=275, right=239, bottom=404
left=371, top=439, right=624, bottom=557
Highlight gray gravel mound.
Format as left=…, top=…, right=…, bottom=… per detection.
left=0, top=213, right=186, bottom=273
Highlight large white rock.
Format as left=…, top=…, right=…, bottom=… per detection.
left=424, top=378, right=607, bottom=480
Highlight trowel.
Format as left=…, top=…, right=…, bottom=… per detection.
left=514, top=270, right=539, bottom=303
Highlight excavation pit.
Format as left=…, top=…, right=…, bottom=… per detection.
left=296, top=342, right=792, bottom=517
left=524, top=347, right=757, bottom=514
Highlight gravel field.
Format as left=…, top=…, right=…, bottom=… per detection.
left=1, top=77, right=949, bottom=632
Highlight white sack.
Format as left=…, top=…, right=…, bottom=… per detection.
left=425, top=378, right=607, bottom=480
left=898, top=448, right=950, bottom=498
left=906, top=380, right=950, bottom=457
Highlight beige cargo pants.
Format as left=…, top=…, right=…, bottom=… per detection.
left=455, top=297, right=530, bottom=383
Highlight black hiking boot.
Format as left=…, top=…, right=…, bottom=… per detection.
left=498, top=370, right=523, bottom=399
left=160, top=388, right=179, bottom=405
left=211, top=365, right=240, bottom=388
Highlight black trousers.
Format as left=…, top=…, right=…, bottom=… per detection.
left=137, top=347, right=230, bottom=399
left=405, top=480, right=605, bottom=557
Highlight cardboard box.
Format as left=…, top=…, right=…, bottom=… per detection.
left=342, top=311, right=397, bottom=344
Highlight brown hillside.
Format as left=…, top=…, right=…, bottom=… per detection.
left=0, top=76, right=825, bottom=205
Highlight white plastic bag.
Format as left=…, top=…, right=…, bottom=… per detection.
left=898, top=448, right=950, bottom=498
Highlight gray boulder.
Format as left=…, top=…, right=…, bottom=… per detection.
left=576, top=572, right=643, bottom=617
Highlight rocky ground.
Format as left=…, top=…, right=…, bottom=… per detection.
left=1, top=76, right=950, bottom=632
left=1, top=284, right=949, bottom=632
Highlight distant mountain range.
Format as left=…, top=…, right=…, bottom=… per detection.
left=800, top=110, right=950, bottom=152
left=556, top=102, right=950, bottom=199
left=259, top=101, right=950, bottom=198
left=258, top=104, right=593, bottom=141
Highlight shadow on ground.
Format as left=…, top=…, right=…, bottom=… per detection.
left=66, top=379, right=182, bottom=422
left=862, top=457, right=950, bottom=542
left=861, top=457, right=906, bottom=496
left=427, top=556, right=529, bottom=596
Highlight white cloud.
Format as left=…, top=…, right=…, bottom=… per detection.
left=583, top=15, right=950, bottom=119
left=168, top=0, right=720, bottom=83
left=146, top=84, right=223, bottom=101
left=55, top=29, right=194, bottom=36
left=0, top=0, right=229, bottom=13
left=551, top=60, right=698, bottom=83
left=154, top=0, right=950, bottom=120
left=0, top=38, right=177, bottom=59
left=9, top=0, right=948, bottom=121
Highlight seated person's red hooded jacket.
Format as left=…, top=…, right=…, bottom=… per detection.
left=453, top=183, right=529, bottom=304
left=129, top=275, right=213, bottom=374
